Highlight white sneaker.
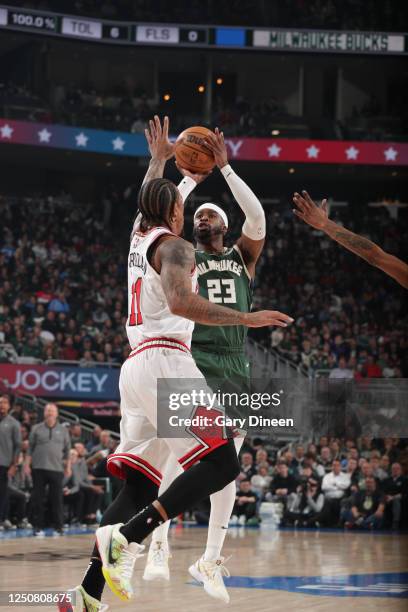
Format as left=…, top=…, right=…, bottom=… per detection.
left=238, top=515, right=246, bottom=526
left=143, top=541, right=170, bottom=581
left=189, top=556, right=231, bottom=603
left=96, top=524, right=144, bottom=601
left=228, top=515, right=239, bottom=526
left=57, top=585, right=108, bottom=611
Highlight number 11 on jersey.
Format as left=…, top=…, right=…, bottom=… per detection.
left=129, top=278, right=143, bottom=326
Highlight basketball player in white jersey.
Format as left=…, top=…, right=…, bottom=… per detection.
left=61, top=117, right=292, bottom=611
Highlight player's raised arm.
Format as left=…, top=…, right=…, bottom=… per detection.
left=158, top=236, right=292, bottom=328
left=204, top=128, right=266, bottom=277
left=142, top=115, right=174, bottom=185
left=293, top=190, right=408, bottom=289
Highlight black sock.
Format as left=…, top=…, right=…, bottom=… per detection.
left=121, top=440, right=240, bottom=544
left=81, top=466, right=158, bottom=600
left=81, top=548, right=105, bottom=601
left=120, top=504, right=163, bottom=543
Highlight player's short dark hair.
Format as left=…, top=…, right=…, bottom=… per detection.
left=138, top=178, right=179, bottom=229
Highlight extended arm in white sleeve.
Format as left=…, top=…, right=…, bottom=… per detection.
left=220, top=164, right=266, bottom=240
left=177, top=176, right=197, bottom=204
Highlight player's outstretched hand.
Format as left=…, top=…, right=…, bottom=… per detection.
left=145, top=115, right=174, bottom=161
left=203, top=127, right=228, bottom=168
left=293, top=190, right=329, bottom=230
left=244, top=310, right=294, bottom=328
left=175, top=163, right=212, bottom=184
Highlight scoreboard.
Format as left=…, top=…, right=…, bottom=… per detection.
left=0, top=5, right=406, bottom=55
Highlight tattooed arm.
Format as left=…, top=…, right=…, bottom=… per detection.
left=293, top=190, right=408, bottom=289
left=157, top=237, right=293, bottom=328
left=142, top=115, right=174, bottom=185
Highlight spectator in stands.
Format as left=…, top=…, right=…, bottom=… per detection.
left=303, top=452, right=325, bottom=479
left=290, top=445, right=305, bottom=475
left=321, top=459, right=351, bottom=525
left=0, top=395, right=21, bottom=530
left=342, top=477, right=385, bottom=530
left=255, top=448, right=269, bottom=468
left=318, top=446, right=333, bottom=473
left=88, top=429, right=112, bottom=456
left=267, top=461, right=297, bottom=506
left=370, top=455, right=389, bottom=481
left=27, top=403, right=71, bottom=536
left=285, top=478, right=325, bottom=527
left=70, top=424, right=83, bottom=446
left=86, top=425, right=102, bottom=453
left=382, top=463, right=407, bottom=530
left=251, top=463, right=272, bottom=499
left=231, top=479, right=259, bottom=526
left=329, top=356, right=354, bottom=379
left=238, top=452, right=257, bottom=480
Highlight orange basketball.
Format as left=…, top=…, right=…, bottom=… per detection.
left=175, top=126, right=215, bottom=174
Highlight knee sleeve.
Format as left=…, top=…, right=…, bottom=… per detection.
left=201, top=439, right=240, bottom=485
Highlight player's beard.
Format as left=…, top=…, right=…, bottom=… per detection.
left=193, top=225, right=223, bottom=244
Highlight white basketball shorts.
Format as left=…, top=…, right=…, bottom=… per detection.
left=107, top=337, right=229, bottom=486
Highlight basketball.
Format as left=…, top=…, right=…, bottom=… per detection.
left=175, top=126, right=216, bottom=174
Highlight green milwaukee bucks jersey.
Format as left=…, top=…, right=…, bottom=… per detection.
left=192, top=245, right=252, bottom=353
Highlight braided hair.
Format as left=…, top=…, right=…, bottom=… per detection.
left=137, top=178, right=179, bottom=230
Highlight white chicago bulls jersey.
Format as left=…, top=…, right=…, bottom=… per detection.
left=126, top=226, right=197, bottom=349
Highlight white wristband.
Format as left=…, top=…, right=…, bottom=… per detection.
left=178, top=176, right=197, bottom=203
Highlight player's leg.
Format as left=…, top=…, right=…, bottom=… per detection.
left=143, top=453, right=182, bottom=581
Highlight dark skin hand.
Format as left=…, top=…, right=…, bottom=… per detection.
left=293, top=190, right=408, bottom=289
left=203, top=128, right=265, bottom=278
left=150, top=234, right=293, bottom=328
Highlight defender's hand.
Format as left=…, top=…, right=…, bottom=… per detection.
left=203, top=127, right=228, bottom=168
left=243, top=310, right=294, bottom=328
left=176, top=163, right=212, bottom=184
left=145, top=115, right=174, bottom=161
left=293, top=190, right=329, bottom=230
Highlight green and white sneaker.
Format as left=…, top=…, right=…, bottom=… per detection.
left=96, top=524, right=144, bottom=601
left=189, top=556, right=231, bottom=603
left=57, top=585, right=108, bottom=611
left=143, top=541, right=171, bottom=581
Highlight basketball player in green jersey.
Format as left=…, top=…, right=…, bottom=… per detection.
left=144, top=128, right=267, bottom=603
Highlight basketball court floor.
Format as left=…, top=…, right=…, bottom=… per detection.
left=0, top=526, right=407, bottom=611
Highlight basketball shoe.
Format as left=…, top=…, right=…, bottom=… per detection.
left=57, top=585, right=107, bottom=612
left=143, top=541, right=171, bottom=581
left=95, top=523, right=144, bottom=601
left=189, top=556, right=230, bottom=603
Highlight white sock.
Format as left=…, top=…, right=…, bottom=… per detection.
left=151, top=454, right=183, bottom=551
left=203, top=436, right=245, bottom=562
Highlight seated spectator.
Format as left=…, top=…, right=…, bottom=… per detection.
left=251, top=463, right=272, bottom=499
left=238, top=452, right=256, bottom=481
left=329, top=356, right=354, bottom=379
left=321, top=459, right=351, bottom=525
left=266, top=461, right=297, bottom=505
left=342, top=477, right=385, bottom=530
left=88, top=430, right=112, bottom=456
left=370, top=456, right=389, bottom=481
left=231, top=479, right=258, bottom=525
left=303, top=452, right=325, bottom=479
left=285, top=478, right=325, bottom=527
left=317, top=446, right=333, bottom=473
left=255, top=448, right=269, bottom=468
left=86, top=425, right=102, bottom=453
left=382, top=463, right=408, bottom=530
left=70, top=424, right=83, bottom=446
left=290, top=445, right=305, bottom=475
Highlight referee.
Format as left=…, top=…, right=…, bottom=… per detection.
left=27, top=403, right=71, bottom=536
left=0, top=395, right=21, bottom=529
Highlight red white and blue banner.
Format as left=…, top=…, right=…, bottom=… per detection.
left=1, top=118, right=407, bottom=165
left=0, top=364, right=120, bottom=401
